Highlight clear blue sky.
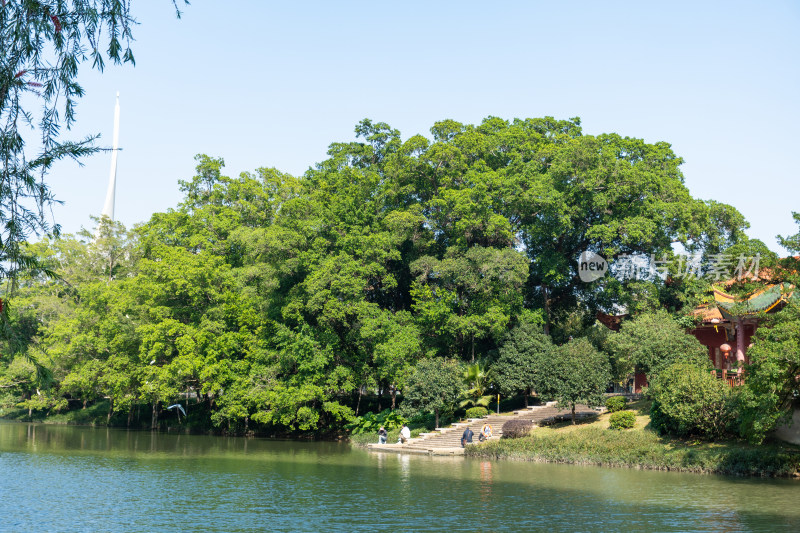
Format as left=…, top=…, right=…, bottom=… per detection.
left=49, top=0, right=800, bottom=253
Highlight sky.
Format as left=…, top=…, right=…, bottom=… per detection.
left=46, top=0, right=800, bottom=253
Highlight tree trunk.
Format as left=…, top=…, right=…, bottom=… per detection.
left=571, top=404, right=576, bottom=425
left=377, top=382, right=383, bottom=412
left=471, top=333, right=475, bottom=362
left=390, top=385, right=397, bottom=409
left=542, top=284, right=551, bottom=336
left=151, top=402, right=159, bottom=430
left=127, top=406, right=134, bottom=427
left=82, top=399, right=87, bottom=410
left=355, top=385, right=362, bottom=416
left=524, top=388, right=530, bottom=408
left=107, top=398, right=114, bottom=425
left=434, top=407, right=440, bottom=429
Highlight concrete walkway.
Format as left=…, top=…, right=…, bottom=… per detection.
left=367, top=402, right=602, bottom=456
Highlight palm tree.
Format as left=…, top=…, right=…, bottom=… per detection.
left=458, top=360, right=495, bottom=411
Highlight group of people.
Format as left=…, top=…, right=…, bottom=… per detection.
left=376, top=422, right=492, bottom=447
left=461, top=423, right=492, bottom=447
left=377, top=424, right=410, bottom=445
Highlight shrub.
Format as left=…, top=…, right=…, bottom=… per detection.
left=501, top=419, right=535, bottom=439
left=345, top=409, right=407, bottom=435
left=647, top=362, right=736, bottom=440
left=605, top=396, right=628, bottom=412
left=465, top=406, right=489, bottom=419
left=609, top=410, right=635, bottom=429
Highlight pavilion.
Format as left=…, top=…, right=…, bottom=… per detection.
left=691, top=283, right=796, bottom=386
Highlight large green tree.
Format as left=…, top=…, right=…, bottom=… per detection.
left=401, top=357, right=463, bottom=428
left=538, top=337, right=611, bottom=423
left=494, top=321, right=553, bottom=407
left=737, top=302, right=800, bottom=443
left=606, top=309, right=710, bottom=381
left=517, top=133, right=747, bottom=336
left=411, top=246, right=529, bottom=360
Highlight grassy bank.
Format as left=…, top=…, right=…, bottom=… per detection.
left=465, top=403, right=800, bottom=477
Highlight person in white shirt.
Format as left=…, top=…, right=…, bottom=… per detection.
left=398, top=424, right=411, bottom=443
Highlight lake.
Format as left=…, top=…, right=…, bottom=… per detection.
left=0, top=421, right=797, bottom=532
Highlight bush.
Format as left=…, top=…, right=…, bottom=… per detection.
left=465, top=406, right=489, bottom=419
left=605, top=396, right=628, bottom=412
left=609, top=410, right=635, bottom=429
left=647, top=362, right=736, bottom=440
left=501, top=419, right=535, bottom=439
left=345, top=409, right=407, bottom=435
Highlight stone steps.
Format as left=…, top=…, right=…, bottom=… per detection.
left=368, top=402, right=603, bottom=455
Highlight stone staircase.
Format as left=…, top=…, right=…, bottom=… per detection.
left=368, top=402, right=602, bottom=455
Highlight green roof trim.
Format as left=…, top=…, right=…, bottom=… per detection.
left=715, top=283, right=796, bottom=319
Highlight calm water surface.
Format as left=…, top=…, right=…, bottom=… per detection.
left=0, top=421, right=798, bottom=532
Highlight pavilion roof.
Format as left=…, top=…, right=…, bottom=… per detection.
left=713, top=283, right=796, bottom=320
left=692, top=304, right=724, bottom=323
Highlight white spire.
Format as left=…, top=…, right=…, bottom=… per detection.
left=101, top=92, right=121, bottom=221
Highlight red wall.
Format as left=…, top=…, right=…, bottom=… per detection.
left=690, top=324, right=756, bottom=367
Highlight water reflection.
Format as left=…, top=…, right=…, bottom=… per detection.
left=398, top=453, right=411, bottom=479
left=0, top=421, right=798, bottom=532
left=478, top=461, right=493, bottom=525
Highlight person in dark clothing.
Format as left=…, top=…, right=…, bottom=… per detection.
left=461, top=427, right=474, bottom=447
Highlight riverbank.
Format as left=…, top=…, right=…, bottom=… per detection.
left=0, top=402, right=343, bottom=439
left=465, top=402, right=800, bottom=477
left=8, top=400, right=799, bottom=478
left=0, top=402, right=118, bottom=427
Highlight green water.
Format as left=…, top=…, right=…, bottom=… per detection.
left=0, top=422, right=797, bottom=532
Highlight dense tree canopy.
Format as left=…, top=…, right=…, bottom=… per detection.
left=0, top=116, right=755, bottom=434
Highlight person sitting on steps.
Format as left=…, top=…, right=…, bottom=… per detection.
left=461, top=426, right=474, bottom=447
left=397, top=423, right=411, bottom=444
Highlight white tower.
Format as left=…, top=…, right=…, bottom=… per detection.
left=101, top=92, right=121, bottom=221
